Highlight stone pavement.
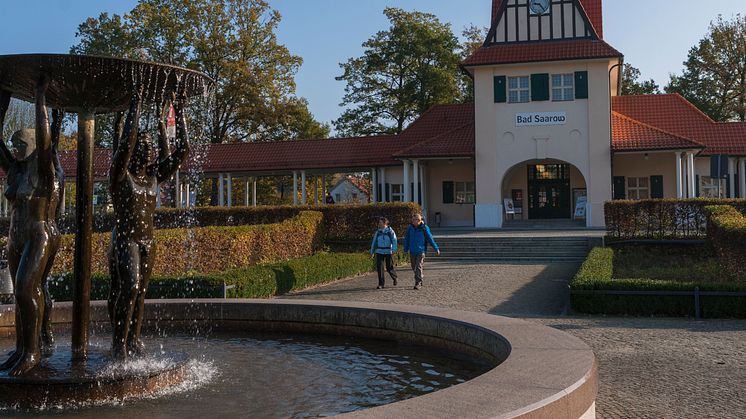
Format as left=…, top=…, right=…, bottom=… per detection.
left=285, top=261, right=746, bottom=418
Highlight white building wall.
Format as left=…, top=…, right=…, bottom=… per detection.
left=473, top=59, right=618, bottom=228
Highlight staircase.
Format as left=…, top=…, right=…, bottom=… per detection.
left=426, top=236, right=591, bottom=263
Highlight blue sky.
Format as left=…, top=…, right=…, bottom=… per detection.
left=0, top=0, right=742, bottom=129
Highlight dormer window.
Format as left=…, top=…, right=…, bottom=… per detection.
left=508, top=76, right=530, bottom=103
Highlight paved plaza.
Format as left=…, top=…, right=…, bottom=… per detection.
left=286, top=260, right=746, bottom=418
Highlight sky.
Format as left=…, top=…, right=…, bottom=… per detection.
left=0, top=0, right=743, bottom=129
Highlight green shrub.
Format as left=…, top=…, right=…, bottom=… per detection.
left=0, top=203, right=419, bottom=242
left=605, top=199, right=746, bottom=240
left=52, top=211, right=324, bottom=276
left=571, top=246, right=746, bottom=318
left=47, top=252, right=398, bottom=301
left=573, top=247, right=613, bottom=285
left=704, top=205, right=746, bottom=279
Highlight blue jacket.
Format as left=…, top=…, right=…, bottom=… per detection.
left=370, top=227, right=398, bottom=255
left=404, top=223, right=439, bottom=255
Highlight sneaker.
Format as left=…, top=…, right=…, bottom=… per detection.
left=413, top=284, right=421, bottom=290
left=376, top=286, right=384, bottom=290
left=393, top=278, right=398, bottom=286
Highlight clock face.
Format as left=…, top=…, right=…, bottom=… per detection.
left=529, top=0, right=550, bottom=15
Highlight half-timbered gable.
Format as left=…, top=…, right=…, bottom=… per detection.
left=487, top=0, right=602, bottom=44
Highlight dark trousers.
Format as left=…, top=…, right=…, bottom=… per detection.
left=375, top=253, right=398, bottom=287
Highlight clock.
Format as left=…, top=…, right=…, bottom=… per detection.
left=529, top=0, right=550, bottom=15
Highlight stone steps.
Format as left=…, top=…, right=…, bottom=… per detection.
left=426, top=236, right=591, bottom=263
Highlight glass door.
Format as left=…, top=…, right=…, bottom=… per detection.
left=527, top=164, right=571, bottom=219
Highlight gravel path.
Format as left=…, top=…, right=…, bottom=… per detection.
left=284, top=261, right=746, bottom=418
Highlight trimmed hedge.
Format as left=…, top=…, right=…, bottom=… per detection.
left=571, top=247, right=746, bottom=318
left=52, top=211, right=324, bottom=276
left=47, top=251, right=407, bottom=301
left=705, top=205, right=746, bottom=279
left=0, top=203, right=419, bottom=242
left=605, top=199, right=746, bottom=240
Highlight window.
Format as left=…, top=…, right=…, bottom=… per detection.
left=627, top=177, right=650, bottom=200
left=508, top=76, right=530, bottom=103
left=529, top=164, right=569, bottom=180
left=552, top=74, right=574, bottom=101
left=335, top=193, right=341, bottom=203
left=455, top=182, right=476, bottom=204
left=390, top=184, right=404, bottom=202
left=700, top=176, right=726, bottom=198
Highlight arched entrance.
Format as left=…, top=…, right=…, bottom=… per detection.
left=501, top=159, right=587, bottom=221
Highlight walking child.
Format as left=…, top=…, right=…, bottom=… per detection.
left=370, top=217, right=398, bottom=289
left=403, top=214, right=439, bottom=290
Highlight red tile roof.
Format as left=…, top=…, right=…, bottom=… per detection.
left=463, top=39, right=622, bottom=67
left=395, top=122, right=474, bottom=158
left=579, top=0, right=603, bottom=39
left=613, top=94, right=746, bottom=156
left=612, top=112, right=704, bottom=152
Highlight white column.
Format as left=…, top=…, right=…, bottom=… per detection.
left=412, top=159, right=420, bottom=205
left=322, top=175, right=327, bottom=205
left=155, top=184, right=161, bottom=208
left=185, top=183, right=191, bottom=207
left=244, top=178, right=250, bottom=206
left=740, top=158, right=746, bottom=199
left=403, top=160, right=411, bottom=202
left=301, top=170, right=307, bottom=205
left=226, top=173, right=233, bottom=207
left=371, top=168, right=377, bottom=203
left=292, top=171, right=298, bottom=206
left=420, top=164, right=427, bottom=219
left=687, top=152, right=696, bottom=198
left=252, top=178, right=258, bottom=206
left=728, top=157, right=737, bottom=198
left=675, top=153, right=683, bottom=199
left=379, top=167, right=387, bottom=203
left=218, top=173, right=225, bottom=206
left=175, top=171, right=181, bottom=208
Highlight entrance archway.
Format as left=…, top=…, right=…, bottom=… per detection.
left=501, top=159, right=588, bottom=222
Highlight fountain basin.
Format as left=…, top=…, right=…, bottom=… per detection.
left=0, top=300, right=597, bottom=418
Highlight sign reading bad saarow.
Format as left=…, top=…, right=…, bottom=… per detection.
left=515, top=112, right=567, bottom=127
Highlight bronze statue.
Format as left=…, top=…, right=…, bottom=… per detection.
left=108, top=86, right=189, bottom=360
left=0, top=77, right=62, bottom=376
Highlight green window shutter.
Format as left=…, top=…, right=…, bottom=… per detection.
left=613, top=176, right=626, bottom=200
left=695, top=175, right=700, bottom=197
left=530, top=73, right=549, bottom=101
left=442, top=181, right=454, bottom=204
left=650, top=176, right=664, bottom=199
left=494, top=76, right=507, bottom=103
left=575, top=71, right=589, bottom=99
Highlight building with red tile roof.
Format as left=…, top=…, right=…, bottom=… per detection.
left=0, top=0, right=743, bottom=227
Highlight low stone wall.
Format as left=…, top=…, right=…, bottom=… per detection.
left=0, top=300, right=597, bottom=418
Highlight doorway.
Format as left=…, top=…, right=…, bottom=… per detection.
left=527, top=164, right=571, bottom=219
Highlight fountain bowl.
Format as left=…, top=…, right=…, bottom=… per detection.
left=0, top=54, right=214, bottom=113
left=0, top=300, right=597, bottom=418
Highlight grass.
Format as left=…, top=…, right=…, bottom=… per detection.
left=611, top=245, right=735, bottom=283
left=48, top=251, right=406, bottom=301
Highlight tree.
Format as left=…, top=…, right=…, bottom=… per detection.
left=459, top=24, right=489, bottom=102
left=334, top=8, right=462, bottom=136
left=666, top=15, right=746, bottom=121
left=621, top=63, right=660, bottom=96
left=72, top=0, right=328, bottom=143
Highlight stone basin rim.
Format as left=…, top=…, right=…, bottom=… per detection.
left=0, top=299, right=597, bottom=419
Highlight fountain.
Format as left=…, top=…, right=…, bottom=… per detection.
left=0, top=53, right=212, bottom=405
left=0, top=54, right=598, bottom=417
